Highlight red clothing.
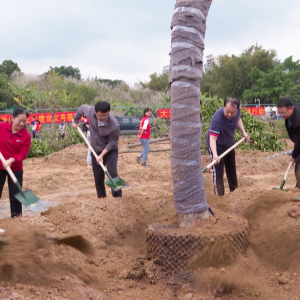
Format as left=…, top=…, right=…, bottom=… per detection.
left=0, top=122, right=31, bottom=171
left=139, top=117, right=150, bottom=139
left=36, top=123, right=42, bottom=131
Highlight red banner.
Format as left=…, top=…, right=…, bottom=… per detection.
left=0, top=112, right=83, bottom=124
left=158, top=109, right=171, bottom=119
left=242, top=107, right=265, bottom=116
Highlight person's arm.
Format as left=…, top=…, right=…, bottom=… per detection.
left=72, top=105, right=92, bottom=128
left=237, top=118, right=250, bottom=142
left=96, top=127, right=120, bottom=164
left=137, top=129, right=145, bottom=140
left=209, top=135, right=220, bottom=165
left=137, top=119, right=149, bottom=139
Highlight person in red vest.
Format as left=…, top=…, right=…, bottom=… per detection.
left=0, top=107, right=31, bottom=218
left=136, top=108, right=152, bottom=167
left=35, top=120, right=42, bottom=139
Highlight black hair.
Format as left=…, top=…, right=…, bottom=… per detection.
left=12, top=107, right=29, bottom=118
left=32, top=115, right=36, bottom=118
left=0, top=119, right=4, bottom=122
left=36, top=120, right=41, bottom=124
left=277, top=97, right=293, bottom=108
left=61, top=119, right=65, bottom=122
left=95, top=101, right=110, bottom=113
left=224, top=97, right=240, bottom=109
left=143, top=107, right=151, bottom=117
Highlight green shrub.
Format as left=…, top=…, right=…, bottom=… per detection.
left=27, top=125, right=86, bottom=158
left=151, top=117, right=167, bottom=138
left=28, top=139, right=52, bottom=158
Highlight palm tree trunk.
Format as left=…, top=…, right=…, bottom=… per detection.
left=170, top=0, right=212, bottom=226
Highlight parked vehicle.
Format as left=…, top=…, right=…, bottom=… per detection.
left=115, top=116, right=141, bottom=133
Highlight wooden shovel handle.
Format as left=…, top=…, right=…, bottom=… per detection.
left=76, top=126, right=107, bottom=172
left=0, top=152, right=18, bottom=183
left=284, top=161, right=293, bottom=181
left=203, top=137, right=245, bottom=171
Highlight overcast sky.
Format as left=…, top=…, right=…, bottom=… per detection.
left=1, top=0, right=299, bottom=85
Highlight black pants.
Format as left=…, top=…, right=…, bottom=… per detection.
left=0, top=169, right=23, bottom=218
left=92, top=148, right=122, bottom=198
left=295, top=154, right=300, bottom=188
left=208, top=147, right=238, bottom=196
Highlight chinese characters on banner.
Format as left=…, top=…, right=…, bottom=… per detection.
left=0, top=107, right=266, bottom=123
left=158, top=107, right=266, bottom=118
left=0, top=112, right=80, bottom=124
left=157, top=109, right=171, bottom=119
left=242, top=107, right=265, bottom=116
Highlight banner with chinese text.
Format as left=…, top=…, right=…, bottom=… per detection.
left=242, top=107, right=265, bottom=116
left=157, top=109, right=171, bottom=119
left=0, top=112, right=81, bottom=124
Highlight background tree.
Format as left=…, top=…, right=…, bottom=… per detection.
left=38, top=71, right=69, bottom=131
left=285, top=85, right=300, bottom=103
left=0, top=73, right=14, bottom=109
left=46, top=66, right=82, bottom=80
left=201, top=45, right=278, bottom=101
left=243, top=56, right=300, bottom=103
left=0, top=60, right=21, bottom=78
left=140, top=72, right=170, bottom=92
left=96, top=78, right=123, bottom=88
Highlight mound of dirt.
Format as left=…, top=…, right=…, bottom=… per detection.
left=0, top=138, right=299, bottom=299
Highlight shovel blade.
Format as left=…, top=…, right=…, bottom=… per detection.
left=14, top=189, right=46, bottom=212
left=104, top=177, right=130, bottom=191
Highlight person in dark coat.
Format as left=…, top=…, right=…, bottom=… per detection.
left=277, top=97, right=300, bottom=187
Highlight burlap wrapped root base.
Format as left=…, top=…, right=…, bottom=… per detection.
left=146, top=212, right=249, bottom=274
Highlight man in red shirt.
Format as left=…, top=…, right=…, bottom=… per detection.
left=136, top=108, right=152, bottom=167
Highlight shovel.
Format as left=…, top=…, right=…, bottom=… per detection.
left=76, top=126, right=130, bottom=191
left=202, top=137, right=246, bottom=173
left=273, top=161, right=293, bottom=191
left=0, top=152, right=46, bottom=212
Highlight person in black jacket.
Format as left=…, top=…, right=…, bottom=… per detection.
left=277, top=97, right=300, bottom=187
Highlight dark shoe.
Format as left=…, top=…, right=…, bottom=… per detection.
left=142, top=163, right=150, bottom=167
left=136, top=156, right=141, bottom=163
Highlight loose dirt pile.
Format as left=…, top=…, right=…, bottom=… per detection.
left=0, top=137, right=299, bottom=299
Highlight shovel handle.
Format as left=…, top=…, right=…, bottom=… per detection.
left=284, top=161, right=293, bottom=181
left=0, top=152, right=18, bottom=183
left=76, top=126, right=108, bottom=172
left=203, top=137, right=245, bottom=172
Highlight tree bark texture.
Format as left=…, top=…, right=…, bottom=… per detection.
left=169, top=0, right=211, bottom=214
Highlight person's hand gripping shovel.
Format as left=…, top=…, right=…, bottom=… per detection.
left=202, top=137, right=246, bottom=173
left=76, top=126, right=130, bottom=191
left=0, top=151, right=46, bottom=212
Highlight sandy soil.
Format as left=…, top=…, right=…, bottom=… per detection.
left=0, top=137, right=299, bottom=300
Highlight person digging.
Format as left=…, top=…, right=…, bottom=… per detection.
left=277, top=97, right=300, bottom=188
left=72, top=101, right=122, bottom=198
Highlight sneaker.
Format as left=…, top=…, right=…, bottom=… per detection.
left=87, top=164, right=92, bottom=168
left=142, top=163, right=150, bottom=167
left=136, top=156, right=141, bottom=163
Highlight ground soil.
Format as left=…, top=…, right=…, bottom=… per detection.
left=0, top=137, right=299, bottom=300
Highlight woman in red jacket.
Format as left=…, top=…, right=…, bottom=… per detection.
left=136, top=108, right=152, bottom=167
left=0, top=108, right=31, bottom=218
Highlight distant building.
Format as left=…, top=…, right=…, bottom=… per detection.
left=205, top=54, right=221, bottom=71
left=162, top=66, right=169, bottom=74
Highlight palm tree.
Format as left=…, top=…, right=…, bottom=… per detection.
left=170, top=0, right=212, bottom=227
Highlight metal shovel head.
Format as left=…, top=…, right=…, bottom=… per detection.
left=104, top=177, right=130, bottom=191
left=14, top=189, right=46, bottom=212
